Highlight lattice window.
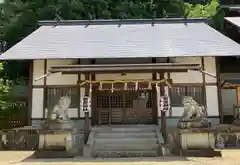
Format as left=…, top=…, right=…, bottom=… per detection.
left=96, top=90, right=152, bottom=109
left=110, top=94, right=124, bottom=108
left=46, top=87, right=78, bottom=110
left=96, top=92, right=110, bottom=108
left=146, top=91, right=152, bottom=108
left=170, top=86, right=204, bottom=107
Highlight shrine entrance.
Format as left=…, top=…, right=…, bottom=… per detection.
left=47, top=62, right=202, bottom=135
left=96, top=90, right=153, bottom=125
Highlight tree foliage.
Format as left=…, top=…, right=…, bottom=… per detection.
left=0, top=62, right=17, bottom=116
left=184, top=0, right=225, bottom=30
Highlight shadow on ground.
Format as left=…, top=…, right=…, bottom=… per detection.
left=20, top=155, right=189, bottom=163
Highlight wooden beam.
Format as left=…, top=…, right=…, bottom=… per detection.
left=49, top=63, right=201, bottom=74
left=50, top=63, right=200, bottom=69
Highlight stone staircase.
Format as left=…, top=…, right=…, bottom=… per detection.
left=83, top=125, right=166, bottom=158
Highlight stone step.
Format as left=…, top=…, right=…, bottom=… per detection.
left=93, top=125, right=156, bottom=128
left=93, top=143, right=159, bottom=151
left=95, top=132, right=157, bottom=138
left=95, top=138, right=158, bottom=144
left=92, top=150, right=158, bottom=157
left=91, top=127, right=156, bottom=133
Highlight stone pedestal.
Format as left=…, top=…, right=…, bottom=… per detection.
left=177, top=119, right=210, bottom=129
left=215, top=124, right=240, bottom=149
left=168, top=128, right=221, bottom=157
left=34, top=120, right=84, bottom=158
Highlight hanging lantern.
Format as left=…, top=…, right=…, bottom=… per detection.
left=82, top=96, right=91, bottom=112
left=160, top=96, right=171, bottom=112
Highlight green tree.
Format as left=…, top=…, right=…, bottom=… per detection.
left=0, top=62, right=16, bottom=115
left=184, top=0, right=225, bottom=31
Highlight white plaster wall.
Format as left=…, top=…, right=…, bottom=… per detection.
left=221, top=88, right=237, bottom=115
left=171, top=107, right=184, bottom=117
left=204, top=57, right=216, bottom=83
left=67, top=108, right=78, bottom=118
left=96, top=73, right=152, bottom=81
left=31, top=88, right=44, bottom=118
left=170, top=57, right=202, bottom=83
left=206, top=86, right=219, bottom=116
left=32, top=60, right=44, bottom=85
left=46, top=59, right=78, bottom=85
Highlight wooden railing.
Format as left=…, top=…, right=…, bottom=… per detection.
left=0, top=108, right=28, bottom=130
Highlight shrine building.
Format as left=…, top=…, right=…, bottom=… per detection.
left=1, top=18, right=240, bottom=130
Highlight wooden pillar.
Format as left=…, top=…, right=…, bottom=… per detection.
left=83, top=56, right=90, bottom=142
left=216, top=57, right=223, bottom=123
left=159, top=72, right=167, bottom=143
left=84, top=72, right=90, bottom=143
left=77, top=59, right=81, bottom=118
left=90, top=59, right=96, bottom=125
left=237, top=87, right=240, bottom=105
left=152, top=58, right=158, bottom=124
left=201, top=57, right=207, bottom=106
left=84, top=59, right=95, bottom=142
left=28, top=60, right=33, bottom=125
left=43, top=59, right=47, bottom=118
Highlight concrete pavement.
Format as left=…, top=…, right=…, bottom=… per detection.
left=0, top=150, right=240, bottom=165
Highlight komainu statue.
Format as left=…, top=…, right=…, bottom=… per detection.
left=177, top=96, right=210, bottom=129
left=49, top=96, right=71, bottom=121
left=37, top=95, right=81, bottom=158
left=42, top=95, right=73, bottom=130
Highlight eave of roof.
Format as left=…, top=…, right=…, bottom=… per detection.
left=225, top=17, right=240, bottom=28
left=38, top=18, right=209, bottom=26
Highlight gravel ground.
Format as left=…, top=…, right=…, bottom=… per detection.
left=0, top=150, right=240, bottom=165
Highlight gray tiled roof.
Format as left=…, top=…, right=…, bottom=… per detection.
left=225, top=17, right=240, bottom=28
left=1, top=18, right=240, bottom=60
